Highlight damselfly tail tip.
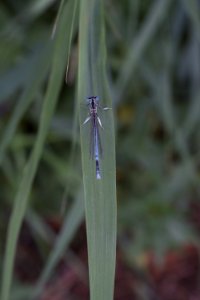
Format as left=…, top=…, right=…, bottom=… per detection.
left=96, top=172, right=101, bottom=180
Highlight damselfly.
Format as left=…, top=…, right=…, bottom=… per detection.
left=83, top=96, right=110, bottom=180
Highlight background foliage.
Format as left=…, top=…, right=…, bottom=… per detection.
left=0, top=0, right=200, bottom=299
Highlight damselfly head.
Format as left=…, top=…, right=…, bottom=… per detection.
left=86, top=96, right=99, bottom=101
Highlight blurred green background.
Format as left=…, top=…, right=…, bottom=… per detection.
left=1, top=0, right=200, bottom=299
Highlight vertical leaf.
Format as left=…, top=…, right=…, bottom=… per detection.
left=0, top=44, right=52, bottom=164
left=115, top=0, right=172, bottom=102
left=78, top=0, right=117, bottom=300
left=31, top=191, right=84, bottom=299
left=0, top=1, right=78, bottom=299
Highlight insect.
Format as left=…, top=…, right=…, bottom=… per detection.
left=83, top=96, right=110, bottom=180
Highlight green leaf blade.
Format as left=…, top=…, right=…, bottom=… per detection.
left=78, top=1, right=117, bottom=299
left=0, top=1, right=78, bottom=299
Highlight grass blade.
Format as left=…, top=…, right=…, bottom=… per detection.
left=31, top=191, right=84, bottom=299
left=0, top=44, right=52, bottom=164
left=115, top=0, right=172, bottom=103
left=0, top=1, right=78, bottom=299
left=78, top=1, right=117, bottom=299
